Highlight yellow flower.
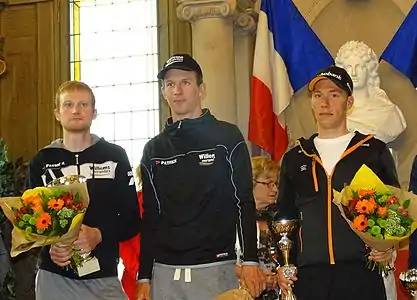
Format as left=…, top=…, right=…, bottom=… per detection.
left=22, top=187, right=51, bottom=201
left=21, top=189, right=36, bottom=200
left=33, top=187, right=51, bottom=195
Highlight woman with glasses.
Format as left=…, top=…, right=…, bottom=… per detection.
left=236, top=156, right=280, bottom=300
left=251, top=156, right=279, bottom=211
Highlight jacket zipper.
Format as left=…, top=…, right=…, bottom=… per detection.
left=311, top=134, right=374, bottom=265
left=298, top=211, right=303, bottom=253
left=313, top=157, right=335, bottom=264
left=326, top=173, right=334, bottom=264
left=75, top=154, right=80, bottom=175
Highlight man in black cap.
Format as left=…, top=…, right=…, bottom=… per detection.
left=135, top=54, right=265, bottom=300
left=275, top=66, right=399, bottom=300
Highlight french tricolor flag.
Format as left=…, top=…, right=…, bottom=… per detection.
left=249, top=0, right=334, bottom=161
left=380, top=1, right=417, bottom=88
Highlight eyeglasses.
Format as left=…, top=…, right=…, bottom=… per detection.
left=254, top=181, right=278, bottom=188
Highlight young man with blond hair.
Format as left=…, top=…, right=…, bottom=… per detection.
left=276, top=66, right=399, bottom=300
left=26, top=81, right=141, bottom=300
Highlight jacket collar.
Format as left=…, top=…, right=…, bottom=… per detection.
left=296, top=131, right=372, bottom=157
left=164, top=108, right=214, bottom=134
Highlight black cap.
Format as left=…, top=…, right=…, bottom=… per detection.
left=157, top=54, right=203, bottom=80
left=308, top=66, right=353, bottom=96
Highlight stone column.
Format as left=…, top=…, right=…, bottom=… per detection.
left=233, top=1, right=257, bottom=141
left=177, top=0, right=238, bottom=124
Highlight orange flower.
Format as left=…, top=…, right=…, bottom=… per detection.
left=377, top=206, right=388, bottom=217
left=358, top=189, right=374, bottom=198
left=353, top=215, right=368, bottom=231
left=355, top=199, right=375, bottom=214
left=368, top=197, right=377, bottom=211
left=48, top=198, right=64, bottom=211
left=31, top=198, right=44, bottom=213
left=35, top=212, right=52, bottom=230
left=22, top=195, right=42, bottom=206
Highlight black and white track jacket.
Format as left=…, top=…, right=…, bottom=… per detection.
left=138, top=109, right=258, bottom=280
left=26, top=135, right=141, bottom=280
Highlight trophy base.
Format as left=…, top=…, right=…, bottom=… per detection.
left=76, top=256, right=100, bottom=277
left=279, top=290, right=297, bottom=300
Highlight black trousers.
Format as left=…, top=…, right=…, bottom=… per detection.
left=293, top=261, right=387, bottom=300
left=12, top=249, right=40, bottom=300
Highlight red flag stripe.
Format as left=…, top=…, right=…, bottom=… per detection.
left=249, top=76, right=288, bottom=161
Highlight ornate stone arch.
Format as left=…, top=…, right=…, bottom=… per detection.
left=293, top=0, right=412, bottom=26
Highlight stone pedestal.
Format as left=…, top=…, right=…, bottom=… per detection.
left=177, top=0, right=238, bottom=124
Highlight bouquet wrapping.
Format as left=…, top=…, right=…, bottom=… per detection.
left=0, top=182, right=89, bottom=260
left=333, top=164, right=417, bottom=274
left=215, top=289, right=253, bottom=300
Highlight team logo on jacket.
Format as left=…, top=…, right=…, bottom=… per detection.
left=89, top=161, right=118, bottom=179
left=41, top=161, right=118, bottom=185
left=60, top=161, right=118, bottom=179
left=45, top=161, right=65, bottom=168
left=155, top=158, right=177, bottom=166
left=198, top=152, right=215, bottom=166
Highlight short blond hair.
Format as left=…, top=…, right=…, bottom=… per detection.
left=55, top=80, right=96, bottom=109
left=251, top=156, right=279, bottom=181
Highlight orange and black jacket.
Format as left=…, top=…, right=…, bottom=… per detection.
left=277, top=132, right=399, bottom=268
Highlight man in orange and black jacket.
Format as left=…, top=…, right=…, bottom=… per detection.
left=276, top=66, right=399, bottom=300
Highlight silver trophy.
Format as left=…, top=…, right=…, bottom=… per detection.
left=399, top=269, right=417, bottom=299
left=48, top=174, right=87, bottom=187
left=269, top=219, right=299, bottom=300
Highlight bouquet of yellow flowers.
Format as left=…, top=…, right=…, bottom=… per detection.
left=0, top=180, right=89, bottom=269
left=333, top=165, right=417, bottom=275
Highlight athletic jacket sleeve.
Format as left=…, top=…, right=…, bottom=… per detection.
left=137, top=144, right=159, bottom=281
left=276, top=153, right=299, bottom=219
left=229, top=139, right=258, bottom=264
left=409, top=156, right=417, bottom=193
left=377, top=146, right=400, bottom=188
left=97, top=148, right=141, bottom=246
left=407, top=156, right=417, bottom=268
left=115, top=148, right=141, bottom=242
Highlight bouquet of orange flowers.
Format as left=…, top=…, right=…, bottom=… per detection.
left=333, top=165, right=417, bottom=275
left=0, top=181, right=89, bottom=269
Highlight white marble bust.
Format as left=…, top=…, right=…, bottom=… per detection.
left=335, top=41, right=407, bottom=143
